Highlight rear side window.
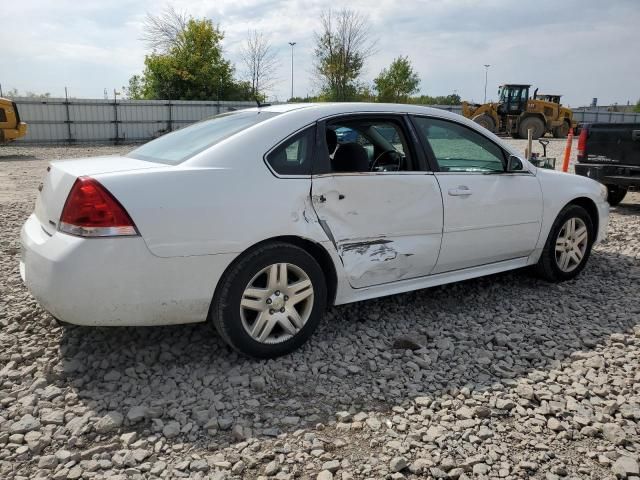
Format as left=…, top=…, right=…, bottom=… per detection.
left=265, top=127, right=315, bottom=176
left=412, top=116, right=505, bottom=173
left=127, top=110, right=278, bottom=165
left=0, top=108, right=6, bottom=123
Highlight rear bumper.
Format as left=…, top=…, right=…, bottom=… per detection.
left=20, top=214, right=236, bottom=326
left=575, top=163, right=640, bottom=188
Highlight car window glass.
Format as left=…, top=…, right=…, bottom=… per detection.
left=412, top=116, right=505, bottom=173
left=266, top=127, right=314, bottom=175
left=127, top=110, right=278, bottom=165
left=325, top=119, right=413, bottom=173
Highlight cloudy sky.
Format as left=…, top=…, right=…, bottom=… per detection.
left=2, top=0, right=639, bottom=106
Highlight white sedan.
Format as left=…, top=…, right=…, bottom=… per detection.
left=21, top=103, right=609, bottom=358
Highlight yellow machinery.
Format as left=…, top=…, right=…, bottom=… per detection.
left=462, top=84, right=575, bottom=139
left=0, top=98, right=28, bottom=143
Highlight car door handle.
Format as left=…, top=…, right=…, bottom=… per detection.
left=448, top=186, right=473, bottom=196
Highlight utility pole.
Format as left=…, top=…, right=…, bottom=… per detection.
left=483, top=64, right=490, bottom=103
left=288, top=42, right=296, bottom=101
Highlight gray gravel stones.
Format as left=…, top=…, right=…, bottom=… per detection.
left=612, top=456, right=640, bottom=478
left=126, top=405, right=148, bottom=423
left=603, top=423, right=628, bottom=445
left=390, top=456, right=408, bottom=472
left=321, top=459, right=340, bottom=472
left=94, top=411, right=123, bottom=433
left=0, top=143, right=639, bottom=479
left=10, top=414, right=40, bottom=434
left=162, top=421, right=181, bottom=438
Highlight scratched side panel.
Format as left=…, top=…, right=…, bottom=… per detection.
left=311, top=174, right=443, bottom=288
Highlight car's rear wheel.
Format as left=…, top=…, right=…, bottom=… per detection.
left=606, top=185, right=627, bottom=206
left=210, top=242, right=327, bottom=358
left=534, top=204, right=594, bottom=281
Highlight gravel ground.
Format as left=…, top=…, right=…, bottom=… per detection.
left=0, top=142, right=639, bottom=480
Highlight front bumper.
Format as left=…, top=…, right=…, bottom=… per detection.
left=575, top=163, right=640, bottom=188
left=595, top=200, right=609, bottom=245
left=20, top=214, right=236, bottom=326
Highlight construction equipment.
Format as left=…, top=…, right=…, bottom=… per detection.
left=0, top=98, right=28, bottom=143
left=536, top=93, right=561, bottom=104
left=461, top=84, right=575, bottom=140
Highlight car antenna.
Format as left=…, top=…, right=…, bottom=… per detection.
left=255, top=97, right=271, bottom=109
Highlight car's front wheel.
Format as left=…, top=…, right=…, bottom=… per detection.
left=534, top=204, right=594, bottom=281
left=210, top=242, right=327, bottom=358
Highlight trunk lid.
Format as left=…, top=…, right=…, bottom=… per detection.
left=35, top=156, right=162, bottom=235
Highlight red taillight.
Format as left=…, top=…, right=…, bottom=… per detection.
left=577, top=127, right=588, bottom=159
left=59, top=177, right=138, bottom=237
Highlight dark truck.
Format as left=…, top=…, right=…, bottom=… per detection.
left=575, top=123, right=640, bottom=206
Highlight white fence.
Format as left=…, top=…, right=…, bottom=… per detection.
left=10, top=98, right=257, bottom=144
left=7, top=98, right=640, bottom=144
left=572, top=109, right=640, bottom=124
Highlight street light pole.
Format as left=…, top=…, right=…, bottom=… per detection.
left=288, top=42, right=296, bottom=100
left=483, top=64, right=490, bottom=103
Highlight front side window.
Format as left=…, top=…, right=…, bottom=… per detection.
left=412, top=116, right=505, bottom=173
left=324, top=118, right=414, bottom=173
left=127, top=110, right=278, bottom=165
left=265, top=127, right=315, bottom=176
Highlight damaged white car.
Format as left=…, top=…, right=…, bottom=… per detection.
left=21, top=103, right=609, bottom=358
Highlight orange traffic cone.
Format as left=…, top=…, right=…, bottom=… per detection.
left=561, top=128, right=574, bottom=172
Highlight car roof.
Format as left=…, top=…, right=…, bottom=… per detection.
left=245, top=102, right=462, bottom=119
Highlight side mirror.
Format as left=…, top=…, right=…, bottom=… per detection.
left=506, top=155, right=524, bottom=172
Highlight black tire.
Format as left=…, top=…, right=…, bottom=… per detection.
left=518, top=116, right=546, bottom=140
left=552, top=121, right=570, bottom=138
left=606, top=185, right=628, bottom=206
left=209, top=242, right=327, bottom=358
left=533, top=204, right=594, bottom=282
left=472, top=114, right=496, bottom=132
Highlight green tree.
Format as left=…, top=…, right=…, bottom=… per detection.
left=635, top=99, right=640, bottom=113
left=373, top=56, right=420, bottom=103
left=314, top=9, right=376, bottom=101
left=125, top=75, right=144, bottom=99
left=409, top=93, right=461, bottom=105
left=138, top=18, right=235, bottom=100
left=4, top=88, right=51, bottom=99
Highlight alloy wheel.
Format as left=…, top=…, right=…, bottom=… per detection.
left=555, top=217, right=588, bottom=273
left=239, top=263, right=314, bottom=344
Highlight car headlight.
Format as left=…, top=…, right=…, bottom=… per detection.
left=599, top=183, right=608, bottom=201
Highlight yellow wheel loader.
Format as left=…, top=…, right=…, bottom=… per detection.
left=461, top=84, right=575, bottom=139
left=0, top=98, right=27, bottom=143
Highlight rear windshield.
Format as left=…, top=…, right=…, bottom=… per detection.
left=127, top=110, right=278, bottom=165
